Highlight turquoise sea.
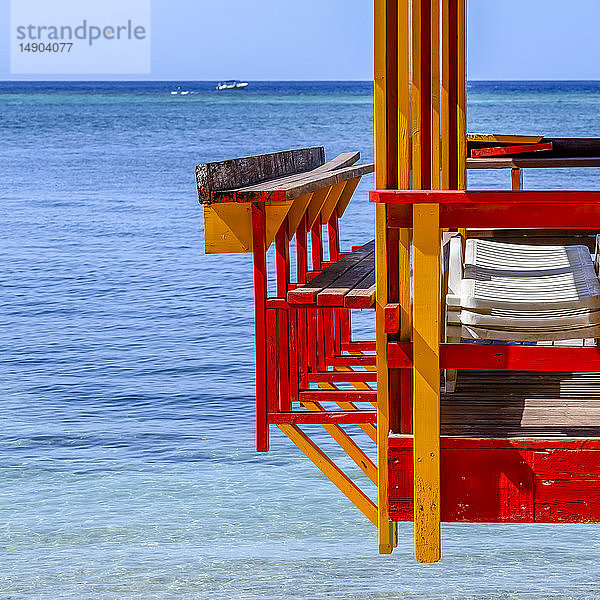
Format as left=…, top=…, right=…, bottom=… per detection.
left=3, top=81, right=600, bottom=599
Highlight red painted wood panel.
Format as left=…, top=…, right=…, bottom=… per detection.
left=269, top=411, right=376, bottom=425
left=389, top=445, right=534, bottom=522
left=386, top=202, right=600, bottom=229
left=534, top=450, right=600, bottom=479
left=306, top=372, right=377, bottom=383
left=384, top=303, right=400, bottom=334
left=326, top=356, right=376, bottom=367
left=535, top=480, right=600, bottom=523
left=471, top=142, right=553, bottom=158
left=342, top=341, right=376, bottom=352
left=387, top=342, right=600, bottom=372
left=299, top=390, right=377, bottom=403
left=371, top=190, right=600, bottom=204
left=389, top=437, right=600, bottom=523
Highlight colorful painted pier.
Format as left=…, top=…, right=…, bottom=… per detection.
left=197, top=0, right=600, bottom=563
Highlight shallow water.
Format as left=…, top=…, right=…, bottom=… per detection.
left=2, top=80, right=600, bottom=598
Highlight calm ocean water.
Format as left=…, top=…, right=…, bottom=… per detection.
left=2, top=80, right=600, bottom=599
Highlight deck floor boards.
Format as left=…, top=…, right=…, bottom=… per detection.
left=441, top=371, right=600, bottom=438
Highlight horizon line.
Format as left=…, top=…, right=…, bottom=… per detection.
left=1, top=78, right=600, bottom=83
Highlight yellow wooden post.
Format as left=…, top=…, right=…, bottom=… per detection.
left=412, top=203, right=441, bottom=563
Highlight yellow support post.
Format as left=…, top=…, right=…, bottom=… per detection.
left=412, top=203, right=441, bottom=563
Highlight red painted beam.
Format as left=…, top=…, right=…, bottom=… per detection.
left=388, top=437, right=600, bottom=523
left=269, top=411, right=376, bottom=424
left=384, top=303, right=400, bottom=334
left=471, top=142, right=553, bottom=158
left=343, top=294, right=375, bottom=309
left=342, top=341, right=376, bottom=352
left=299, top=390, right=377, bottom=403
left=386, top=203, right=600, bottom=229
left=387, top=342, right=413, bottom=368
left=326, top=356, right=376, bottom=367
left=370, top=190, right=600, bottom=204
left=389, top=437, right=600, bottom=451
left=306, top=372, right=377, bottom=383
left=387, top=342, right=600, bottom=372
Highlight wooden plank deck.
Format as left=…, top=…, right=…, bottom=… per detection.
left=287, top=240, right=376, bottom=308
left=440, top=371, right=600, bottom=438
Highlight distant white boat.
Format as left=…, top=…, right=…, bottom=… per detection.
left=216, top=80, right=249, bottom=91
left=171, top=87, right=191, bottom=96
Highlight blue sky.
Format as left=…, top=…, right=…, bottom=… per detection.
left=1, top=0, right=600, bottom=80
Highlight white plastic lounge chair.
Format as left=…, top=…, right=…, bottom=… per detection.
left=445, top=235, right=600, bottom=392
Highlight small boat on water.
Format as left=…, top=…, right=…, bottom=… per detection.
left=216, top=80, right=249, bottom=91
left=170, top=87, right=190, bottom=96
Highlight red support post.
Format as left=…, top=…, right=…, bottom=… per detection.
left=275, top=221, right=290, bottom=298
left=311, top=216, right=323, bottom=272
left=266, top=308, right=279, bottom=414
left=251, top=203, right=269, bottom=452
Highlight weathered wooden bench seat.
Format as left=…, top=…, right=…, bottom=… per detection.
left=287, top=240, right=375, bottom=308
left=197, top=147, right=374, bottom=205
left=197, top=147, right=374, bottom=255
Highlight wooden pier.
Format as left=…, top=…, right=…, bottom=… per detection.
left=198, top=0, right=600, bottom=563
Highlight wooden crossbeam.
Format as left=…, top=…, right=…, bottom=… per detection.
left=300, top=400, right=378, bottom=485
left=278, top=424, right=378, bottom=525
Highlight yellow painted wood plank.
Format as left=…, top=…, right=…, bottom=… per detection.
left=286, top=192, right=313, bottom=241
left=278, top=424, right=378, bottom=526
left=336, top=178, right=360, bottom=219
left=430, top=0, right=441, bottom=190
left=412, top=203, right=441, bottom=564
left=375, top=202, right=392, bottom=554
left=265, top=201, right=294, bottom=248
left=205, top=200, right=293, bottom=253
left=306, top=187, right=331, bottom=230
left=301, top=400, right=378, bottom=485
left=204, top=203, right=252, bottom=254
left=320, top=181, right=347, bottom=224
